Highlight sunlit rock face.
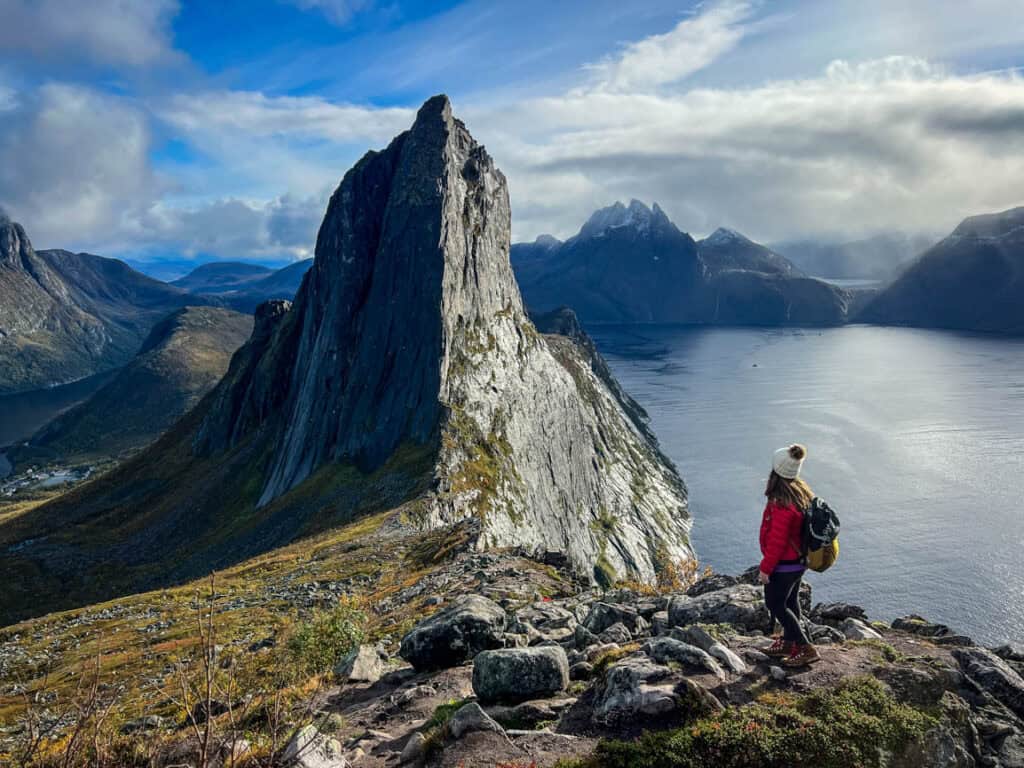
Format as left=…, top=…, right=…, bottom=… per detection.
left=196, top=95, right=693, bottom=583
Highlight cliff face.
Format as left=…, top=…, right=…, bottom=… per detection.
left=199, top=96, right=691, bottom=584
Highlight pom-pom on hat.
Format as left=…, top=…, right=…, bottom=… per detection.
left=773, top=444, right=807, bottom=480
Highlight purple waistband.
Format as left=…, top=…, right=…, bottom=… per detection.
left=773, top=563, right=806, bottom=573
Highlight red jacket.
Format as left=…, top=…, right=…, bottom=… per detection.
left=759, top=500, right=803, bottom=574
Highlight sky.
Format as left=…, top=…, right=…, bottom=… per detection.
left=1, top=0, right=1024, bottom=266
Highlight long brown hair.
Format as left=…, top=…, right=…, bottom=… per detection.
left=765, top=470, right=814, bottom=512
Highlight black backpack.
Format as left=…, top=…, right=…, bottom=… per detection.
left=801, top=497, right=841, bottom=572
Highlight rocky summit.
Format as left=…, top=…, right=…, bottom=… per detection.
left=0, top=96, right=690, bottom=623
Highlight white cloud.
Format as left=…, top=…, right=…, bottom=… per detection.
left=0, top=0, right=181, bottom=68
left=586, top=0, right=754, bottom=93
left=159, top=90, right=414, bottom=144
left=0, top=84, right=162, bottom=249
left=472, top=57, right=1024, bottom=242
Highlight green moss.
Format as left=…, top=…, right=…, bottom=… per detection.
left=591, top=643, right=641, bottom=677
left=424, top=698, right=472, bottom=731
left=564, top=676, right=936, bottom=768
left=845, top=639, right=906, bottom=664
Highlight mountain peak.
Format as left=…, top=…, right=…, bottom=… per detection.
left=0, top=213, right=33, bottom=269
left=703, top=227, right=751, bottom=247
left=578, top=199, right=673, bottom=239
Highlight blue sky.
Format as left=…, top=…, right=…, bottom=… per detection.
left=1, top=0, right=1024, bottom=266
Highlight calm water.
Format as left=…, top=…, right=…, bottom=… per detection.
left=590, top=324, right=1024, bottom=646
left=0, top=371, right=116, bottom=476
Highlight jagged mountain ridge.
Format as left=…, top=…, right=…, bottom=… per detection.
left=0, top=96, right=691, bottom=624
left=0, top=214, right=210, bottom=394
left=8, top=306, right=252, bottom=467
left=511, top=201, right=852, bottom=326
left=860, top=206, right=1024, bottom=333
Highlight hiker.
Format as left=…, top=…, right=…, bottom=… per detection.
left=759, top=443, right=821, bottom=667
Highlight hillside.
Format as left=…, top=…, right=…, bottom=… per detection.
left=512, top=202, right=852, bottom=326
left=0, top=214, right=209, bottom=394
left=0, top=96, right=691, bottom=625
left=1, top=513, right=1021, bottom=767
left=172, top=258, right=313, bottom=312
left=170, top=261, right=275, bottom=293
left=859, top=206, right=1024, bottom=333
left=8, top=306, right=252, bottom=467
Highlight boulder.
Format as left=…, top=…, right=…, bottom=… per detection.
left=334, top=645, right=384, bottom=684
left=994, top=643, right=1024, bottom=663
left=399, top=595, right=507, bottom=671
left=282, top=725, right=348, bottom=768
left=642, top=637, right=725, bottom=680
left=707, top=642, right=748, bottom=674
left=670, top=625, right=717, bottom=652
left=686, top=573, right=739, bottom=597
left=841, top=618, right=883, bottom=641
left=892, top=615, right=952, bottom=638
left=812, top=602, right=868, bottom=623
left=472, top=646, right=570, bottom=703
left=448, top=702, right=507, bottom=740
left=953, top=647, right=1024, bottom=719
left=583, top=602, right=644, bottom=635
left=570, top=662, right=594, bottom=681
left=593, top=656, right=721, bottom=725
left=598, top=622, right=633, bottom=645
left=667, top=585, right=768, bottom=632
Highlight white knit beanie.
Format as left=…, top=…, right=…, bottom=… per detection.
left=772, top=444, right=807, bottom=479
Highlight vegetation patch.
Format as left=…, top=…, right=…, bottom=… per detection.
left=561, top=676, right=936, bottom=768
left=285, top=597, right=366, bottom=678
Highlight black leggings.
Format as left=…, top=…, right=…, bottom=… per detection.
left=764, top=569, right=809, bottom=644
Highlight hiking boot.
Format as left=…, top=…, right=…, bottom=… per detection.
left=764, top=637, right=793, bottom=658
left=782, top=643, right=821, bottom=667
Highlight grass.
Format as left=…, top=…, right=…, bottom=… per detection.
left=561, top=676, right=937, bottom=768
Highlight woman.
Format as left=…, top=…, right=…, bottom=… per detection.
left=759, top=444, right=821, bottom=667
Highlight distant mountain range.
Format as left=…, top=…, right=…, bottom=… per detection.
left=172, top=259, right=312, bottom=312
left=9, top=306, right=252, bottom=467
left=771, top=233, right=935, bottom=281
left=0, top=215, right=210, bottom=395
left=512, top=200, right=854, bottom=326
left=859, top=207, right=1024, bottom=333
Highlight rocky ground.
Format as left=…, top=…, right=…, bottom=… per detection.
left=266, top=562, right=1024, bottom=768
left=4, top=520, right=1024, bottom=767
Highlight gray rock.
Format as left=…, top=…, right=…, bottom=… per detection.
left=671, top=625, right=717, bottom=652
left=686, top=573, right=739, bottom=596
left=584, top=642, right=620, bottom=662
left=892, top=615, right=952, bottom=638
left=472, top=646, right=570, bottom=703
left=667, top=585, right=769, bottom=632
left=651, top=611, right=670, bottom=635
left=448, top=702, right=506, bottom=740
left=399, top=732, right=426, bottom=765
left=598, top=622, right=633, bottom=645
left=642, top=637, right=725, bottom=680
left=744, top=648, right=771, bottom=665
left=841, top=618, right=882, bottom=641
left=282, top=725, right=348, bottom=768
left=807, top=622, right=846, bottom=644
left=334, top=644, right=384, bottom=684
left=399, top=594, right=507, bottom=671
left=707, top=642, right=747, bottom=674
left=583, top=602, right=645, bottom=635
left=574, top=624, right=599, bottom=649
left=593, top=656, right=721, bottom=725
left=770, top=666, right=788, bottom=682
left=994, top=643, right=1024, bottom=663
left=812, top=602, right=868, bottom=623
left=954, top=647, right=1024, bottom=719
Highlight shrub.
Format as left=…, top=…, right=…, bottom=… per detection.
left=565, top=676, right=936, bottom=768
left=286, top=596, right=366, bottom=677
